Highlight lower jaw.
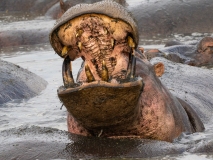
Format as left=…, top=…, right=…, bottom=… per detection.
left=58, top=77, right=143, bottom=130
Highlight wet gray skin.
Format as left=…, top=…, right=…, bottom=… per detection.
left=127, top=0, right=213, bottom=40
left=145, top=37, right=213, bottom=68
left=150, top=57, right=213, bottom=123
left=59, top=0, right=213, bottom=40
left=1, top=0, right=213, bottom=47
left=0, top=0, right=58, bottom=16
left=0, top=59, right=47, bottom=105
left=0, top=0, right=58, bottom=48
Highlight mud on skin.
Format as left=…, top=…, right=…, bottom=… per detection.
left=49, top=0, right=204, bottom=142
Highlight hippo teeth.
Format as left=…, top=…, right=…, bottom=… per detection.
left=85, top=63, right=95, bottom=83
left=62, top=56, right=75, bottom=88
left=62, top=49, right=137, bottom=88
left=56, top=13, right=137, bottom=87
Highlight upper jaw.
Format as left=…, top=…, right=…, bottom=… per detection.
left=55, top=13, right=139, bottom=89
left=49, top=0, right=139, bottom=57
left=49, top=1, right=140, bottom=88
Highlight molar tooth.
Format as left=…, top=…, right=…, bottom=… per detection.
left=85, top=64, right=95, bottom=82
left=127, top=36, right=135, bottom=48
left=101, top=60, right=109, bottom=82
left=62, top=56, right=74, bottom=88
left=111, top=38, right=114, bottom=48
left=103, top=27, right=108, bottom=35
left=76, top=29, right=83, bottom=37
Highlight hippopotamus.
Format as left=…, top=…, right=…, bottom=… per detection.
left=0, top=0, right=58, bottom=16
left=0, top=19, right=55, bottom=48
left=1, top=0, right=213, bottom=47
left=0, top=0, right=58, bottom=47
left=128, top=0, right=213, bottom=40
left=1, top=57, right=213, bottom=159
left=144, top=36, right=213, bottom=67
left=0, top=59, right=47, bottom=105
left=49, top=0, right=205, bottom=142
left=58, top=0, right=213, bottom=40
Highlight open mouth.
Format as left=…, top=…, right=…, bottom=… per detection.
left=49, top=1, right=143, bottom=129
left=57, top=13, right=139, bottom=86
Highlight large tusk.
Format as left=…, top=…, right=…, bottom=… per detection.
left=126, top=52, right=132, bottom=79
left=101, top=60, right=109, bottom=82
left=62, top=56, right=74, bottom=88
left=85, top=64, right=95, bottom=82
left=111, top=38, right=115, bottom=48
left=126, top=36, right=136, bottom=79
left=126, top=48, right=136, bottom=79
left=130, top=49, right=136, bottom=78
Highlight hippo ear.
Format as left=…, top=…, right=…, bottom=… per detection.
left=153, top=62, right=165, bottom=77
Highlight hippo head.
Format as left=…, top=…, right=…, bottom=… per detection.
left=49, top=1, right=143, bottom=128
left=49, top=0, right=203, bottom=141
left=197, top=37, right=213, bottom=55
left=196, top=37, right=213, bottom=67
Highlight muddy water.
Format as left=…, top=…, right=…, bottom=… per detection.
left=1, top=42, right=213, bottom=159
left=0, top=11, right=213, bottom=159
left=0, top=44, right=82, bottom=131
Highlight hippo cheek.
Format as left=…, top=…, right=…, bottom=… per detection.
left=49, top=7, right=144, bottom=130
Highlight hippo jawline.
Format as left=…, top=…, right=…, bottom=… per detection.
left=58, top=76, right=143, bottom=129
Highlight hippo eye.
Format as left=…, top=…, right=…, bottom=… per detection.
left=203, top=46, right=213, bottom=53
left=208, top=46, right=213, bottom=52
